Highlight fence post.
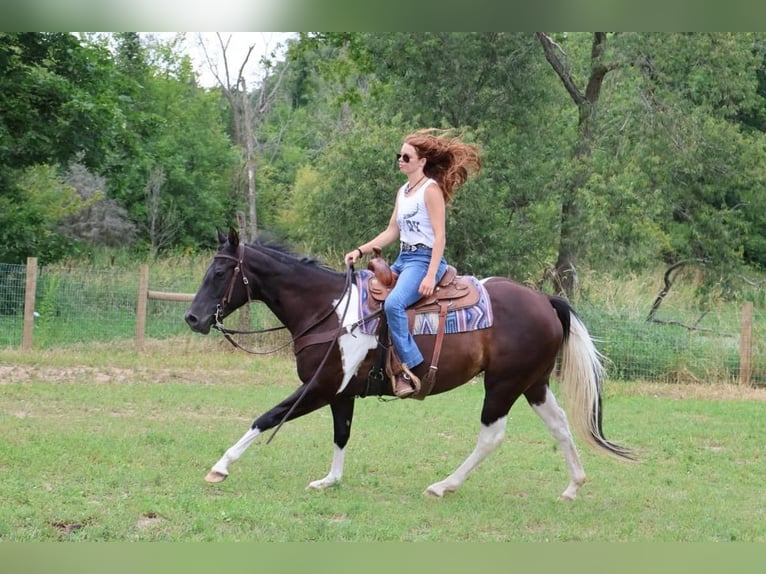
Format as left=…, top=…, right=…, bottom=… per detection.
left=22, top=257, right=38, bottom=350
left=135, top=264, right=149, bottom=351
left=739, top=301, right=753, bottom=386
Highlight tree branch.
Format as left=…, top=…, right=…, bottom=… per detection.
left=535, top=32, right=585, bottom=106
left=646, top=259, right=712, bottom=331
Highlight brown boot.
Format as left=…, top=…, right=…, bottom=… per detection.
left=393, top=371, right=416, bottom=398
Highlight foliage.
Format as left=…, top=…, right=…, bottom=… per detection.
left=4, top=32, right=766, bottom=304
left=0, top=164, right=99, bottom=263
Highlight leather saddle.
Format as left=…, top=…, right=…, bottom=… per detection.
left=366, top=257, right=480, bottom=316
left=363, top=253, right=482, bottom=400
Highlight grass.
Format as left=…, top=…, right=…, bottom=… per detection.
left=1, top=339, right=766, bottom=542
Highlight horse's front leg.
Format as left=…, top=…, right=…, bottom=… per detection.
left=307, top=395, right=355, bottom=490
left=206, top=426, right=261, bottom=483
left=205, top=384, right=330, bottom=483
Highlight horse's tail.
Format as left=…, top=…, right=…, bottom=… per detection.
left=549, top=296, right=634, bottom=460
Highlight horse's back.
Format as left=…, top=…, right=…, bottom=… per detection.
left=482, top=277, right=564, bottom=366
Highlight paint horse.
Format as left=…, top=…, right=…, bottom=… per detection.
left=184, top=228, right=632, bottom=499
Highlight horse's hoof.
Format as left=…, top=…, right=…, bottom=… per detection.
left=424, top=486, right=445, bottom=498
left=205, top=470, right=228, bottom=483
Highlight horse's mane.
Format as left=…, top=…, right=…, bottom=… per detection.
left=247, top=233, right=338, bottom=274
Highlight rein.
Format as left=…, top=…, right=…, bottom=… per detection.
left=211, top=242, right=356, bottom=444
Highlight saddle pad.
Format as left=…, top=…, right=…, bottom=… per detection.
left=354, top=270, right=494, bottom=336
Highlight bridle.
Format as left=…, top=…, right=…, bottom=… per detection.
left=212, top=242, right=355, bottom=356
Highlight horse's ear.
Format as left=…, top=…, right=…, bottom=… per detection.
left=228, top=226, right=240, bottom=247
left=216, top=228, right=227, bottom=245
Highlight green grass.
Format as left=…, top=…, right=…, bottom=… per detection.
left=1, top=340, right=765, bottom=541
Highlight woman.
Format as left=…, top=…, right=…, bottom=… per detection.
left=344, top=128, right=482, bottom=398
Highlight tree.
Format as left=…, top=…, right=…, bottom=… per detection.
left=103, top=33, right=240, bottom=254
left=0, top=32, right=124, bottom=263
left=197, top=33, right=289, bottom=240
left=536, top=32, right=622, bottom=297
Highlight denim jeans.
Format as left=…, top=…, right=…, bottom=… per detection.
left=385, top=246, right=448, bottom=369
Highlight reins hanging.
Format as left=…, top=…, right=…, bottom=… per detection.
left=266, top=262, right=355, bottom=443
left=210, top=241, right=357, bottom=444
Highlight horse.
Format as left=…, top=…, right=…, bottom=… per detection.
left=184, top=227, right=632, bottom=499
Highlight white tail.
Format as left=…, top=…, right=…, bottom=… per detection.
left=557, top=311, right=633, bottom=459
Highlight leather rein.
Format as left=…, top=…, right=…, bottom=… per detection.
left=211, top=242, right=357, bottom=443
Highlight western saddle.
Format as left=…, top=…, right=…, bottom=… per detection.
left=365, top=251, right=481, bottom=398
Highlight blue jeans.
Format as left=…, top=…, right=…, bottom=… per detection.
left=385, top=246, right=448, bottom=369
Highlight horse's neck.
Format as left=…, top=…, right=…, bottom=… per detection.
left=245, top=256, right=344, bottom=335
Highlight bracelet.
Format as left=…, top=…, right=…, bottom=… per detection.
left=356, top=248, right=364, bottom=258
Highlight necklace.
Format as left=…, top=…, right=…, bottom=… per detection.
left=405, top=174, right=427, bottom=194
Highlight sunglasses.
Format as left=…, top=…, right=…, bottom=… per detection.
left=396, top=153, right=412, bottom=163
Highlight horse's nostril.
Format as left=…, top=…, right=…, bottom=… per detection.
left=185, top=312, right=197, bottom=326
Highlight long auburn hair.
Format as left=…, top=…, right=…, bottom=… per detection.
left=404, top=128, right=482, bottom=202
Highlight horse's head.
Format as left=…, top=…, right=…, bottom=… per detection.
left=185, top=227, right=249, bottom=334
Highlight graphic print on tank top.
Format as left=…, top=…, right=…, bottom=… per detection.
left=397, top=178, right=435, bottom=246
left=399, top=204, right=421, bottom=234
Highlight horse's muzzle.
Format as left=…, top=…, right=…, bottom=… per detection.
left=184, top=310, right=213, bottom=334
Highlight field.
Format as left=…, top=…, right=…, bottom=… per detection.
left=1, top=337, right=765, bottom=543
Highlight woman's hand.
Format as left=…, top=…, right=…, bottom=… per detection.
left=344, top=247, right=364, bottom=265
left=419, top=275, right=437, bottom=296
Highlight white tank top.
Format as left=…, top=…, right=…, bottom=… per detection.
left=396, top=178, right=436, bottom=247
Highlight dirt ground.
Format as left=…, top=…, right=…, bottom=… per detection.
left=2, top=362, right=765, bottom=401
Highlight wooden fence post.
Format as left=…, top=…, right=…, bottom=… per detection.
left=134, top=264, right=196, bottom=352
left=21, top=257, right=38, bottom=351
left=739, top=301, right=753, bottom=386
left=135, top=264, right=149, bottom=351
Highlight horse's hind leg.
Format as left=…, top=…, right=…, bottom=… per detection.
left=424, top=416, right=508, bottom=498
left=525, top=382, right=586, bottom=500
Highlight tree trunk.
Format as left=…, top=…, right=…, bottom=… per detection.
left=242, top=84, right=258, bottom=239
left=537, top=32, right=618, bottom=298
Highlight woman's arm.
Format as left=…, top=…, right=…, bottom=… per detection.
left=420, top=183, right=447, bottom=295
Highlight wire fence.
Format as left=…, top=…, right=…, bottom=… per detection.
left=1, top=261, right=763, bottom=386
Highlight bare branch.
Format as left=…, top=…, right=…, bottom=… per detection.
left=646, top=259, right=712, bottom=330
left=536, top=32, right=585, bottom=106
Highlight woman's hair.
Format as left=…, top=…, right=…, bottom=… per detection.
left=404, top=128, right=482, bottom=202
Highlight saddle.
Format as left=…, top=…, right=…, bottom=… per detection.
left=365, top=252, right=481, bottom=399
left=366, top=259, right=480, bottom=315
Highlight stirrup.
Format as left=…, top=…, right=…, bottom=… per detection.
left=393, top=371, right=416, bottom=398
left=391, top=364, right=421, bottom=398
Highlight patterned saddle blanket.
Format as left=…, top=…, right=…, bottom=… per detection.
left=353, top=269, right=493, bottom=336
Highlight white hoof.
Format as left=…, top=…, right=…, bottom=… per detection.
left=306, top=477, right=339, bottom=490
left=205, top=470, right=228, bottom=483
left=424, top=480, right=456, bottom=498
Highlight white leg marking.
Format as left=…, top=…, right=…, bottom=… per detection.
left=334, top=285, right=378, bottom=394
left=531, top=388, right=586, bottom=500
left=425, top=417, right=507, bottom=497
left=208, top=427, right=262, bottom=480
left=307, top=444, right=345, bottom=490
